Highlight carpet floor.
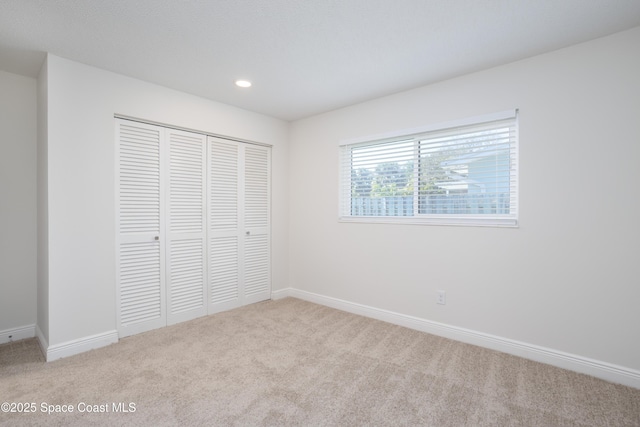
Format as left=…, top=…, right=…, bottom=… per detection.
left=1, top=298, right=639, bottom=426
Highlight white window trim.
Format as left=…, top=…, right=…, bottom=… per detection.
left=338, top=110, right=519, bottom=228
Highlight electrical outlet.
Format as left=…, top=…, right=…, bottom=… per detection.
left=436, top=290, right=446, bottom=305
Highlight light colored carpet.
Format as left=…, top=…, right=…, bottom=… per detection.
left=1, top=297, right=639, bottom=426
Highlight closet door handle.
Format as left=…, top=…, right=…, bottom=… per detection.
left=246, top=231, right=250, bottom=235
left=154, top=236, right=160, bottom=241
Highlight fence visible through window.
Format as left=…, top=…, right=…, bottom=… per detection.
left=351, top=193, right=510, bottom=216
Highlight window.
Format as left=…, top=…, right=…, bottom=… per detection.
left=339, top=110, right=518, bottom=227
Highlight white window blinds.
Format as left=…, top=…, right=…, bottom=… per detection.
left=339, top=111, right=518, bottom=227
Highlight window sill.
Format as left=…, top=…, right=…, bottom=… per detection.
left=338, top=215, right=518, bottom=228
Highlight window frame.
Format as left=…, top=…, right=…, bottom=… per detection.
left=339, top=110, right=519, bottom=228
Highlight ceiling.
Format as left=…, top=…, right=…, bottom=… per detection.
left=1, top=1, right=639, bottom=121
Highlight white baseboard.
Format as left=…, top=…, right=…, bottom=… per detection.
left=270, top=288, right=291, bottom=300
left=35, top=324, right=48, bottom=359
left=0, top=324, right=36, bottom=344
left=272, top=288, right=640, bottom=389
left=45, top=330, right=119, bottom=362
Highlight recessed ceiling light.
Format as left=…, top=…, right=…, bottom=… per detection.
left=235, top=80, right=252, bottom=88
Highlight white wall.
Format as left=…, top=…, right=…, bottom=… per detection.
left=41, top=55, right=289, bottom=347
left=0, top=70, right=37, bottom=338
left=289, top=27, right=640, bottom=373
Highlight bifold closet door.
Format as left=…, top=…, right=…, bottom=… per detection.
left=116, top=120, right=166, bottom=337
left=165, top=129, right=207, bottom=325
left=207, top=137, right=271, bottom=313
left=116, top=121, right=207, bottom=336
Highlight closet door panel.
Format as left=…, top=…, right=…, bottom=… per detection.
left=243, top=145, right=271, bottom=304
left=166, top=129, right=207, bottom=325
left=116, top=120, right=166, bottom=337
left=208, top=137, right=242, bottom=313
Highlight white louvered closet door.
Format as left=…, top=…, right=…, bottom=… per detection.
left=208, top=138, right=271, bottom=313
left=208, top=137, right=242, bottom=313
left=117, top=120, right=270, bottom=336
left=116, top=120, right=166, bottom=337
left=166, top=129, right=207, bottom=325
left=243, top=144, right=271, bottom=304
